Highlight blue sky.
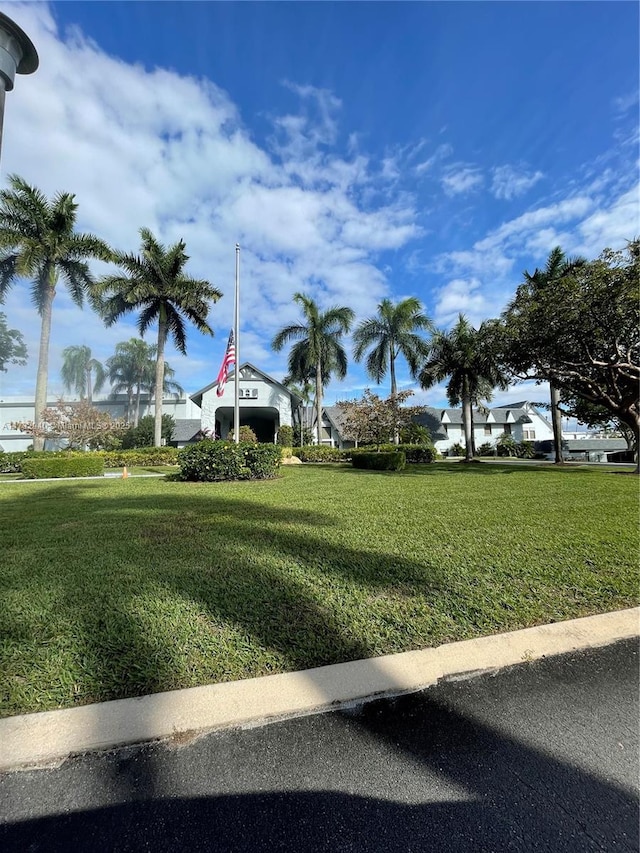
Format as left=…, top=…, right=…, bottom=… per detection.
left=0, top=1, right=638, bottom=413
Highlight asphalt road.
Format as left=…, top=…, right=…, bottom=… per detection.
left=1, top=639, right=637, bottom=852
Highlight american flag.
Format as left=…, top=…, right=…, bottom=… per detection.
left=216, top=330, right=235, bottom=397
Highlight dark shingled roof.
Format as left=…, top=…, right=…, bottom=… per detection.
left=171, top=419, right=203, bottom=444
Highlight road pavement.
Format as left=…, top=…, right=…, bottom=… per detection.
left=1, top=639, right=637, bottom=852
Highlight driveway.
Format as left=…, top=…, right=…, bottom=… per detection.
left=1, top=639, right=637, bottom=852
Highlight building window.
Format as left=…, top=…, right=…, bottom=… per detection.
left=484, top=425, right=492, bottom=436
left=523, top=429, right=536, bottom=440
left=504, top=424, right=512, bottom=434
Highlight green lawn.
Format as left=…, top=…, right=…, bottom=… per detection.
left=1, top=463, right=637, bottom=717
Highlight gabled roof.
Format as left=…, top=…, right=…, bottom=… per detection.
left=432, top=407, right=532, bottom=425
left=190, top=362, right=302, bottom=407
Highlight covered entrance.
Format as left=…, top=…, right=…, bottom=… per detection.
left=216, top=406, right=280, bottom=443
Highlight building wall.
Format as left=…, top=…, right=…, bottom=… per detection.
left=200, top=371, right=293, bottom=440
left=0, top=394, right=202, bottom=452
left=434, top=410, right=554, bottom=454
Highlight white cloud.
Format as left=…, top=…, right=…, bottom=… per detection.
left=441, top=165, right=483, bottom=196
left=415, top=143, right=453, bottom=174
left=491, top=165, right=544, bottom=200
left=433, top=278, right=488, bottom=327
left=0, top=3, right=422, bottom=397
left=613, top=90, right=639, bottom=115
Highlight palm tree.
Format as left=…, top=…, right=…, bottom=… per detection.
left=106, top=338, right=155, bottom=425
left=283, top=375, right=314, bottom=444
left=353, top=297, right=432, bottom=395
left=144, top=361, right=185, bottom=407
left=353, top=296, right=432, bottom=442
left=419, top=314, right=508, bottom=462
left=522, top=247, right=585, bottom=464
left=60, top=344, right=106, bottom=404
left=96, top=228, right=221, bottom=446
left=272, top=293, right=354, bottom=446
left=0, top=175, right=112, bottom=448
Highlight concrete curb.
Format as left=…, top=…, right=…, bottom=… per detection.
left=1, top=607, right=638, bottom=772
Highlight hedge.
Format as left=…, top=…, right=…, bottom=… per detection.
left=352, top=451, right=406, bottom=471
left=0, top=450, right=84, bottom=474
left=20, top=457, right=105, bottom=479
left=176, top=440, right=281, bottom=482
left=96, top=447, right=179, bottom=468
left=353, top=444, right=436, bottom=463
left=292, top=446, right=347, bottom=462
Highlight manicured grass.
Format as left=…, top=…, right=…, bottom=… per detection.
left=0, top=463, right=637, bottom=717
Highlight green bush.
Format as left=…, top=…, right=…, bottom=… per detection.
left=448, top=442, right=465, bottom=457
left=20, top=457, right=104, bottom=479
left=477, top=442, right=496, bottom=457
left=293, top=446, right=345, bottom=462
left=354, top=443, right=435, bottom=463
left=517, top=440, right=536, bottom=459
left=399, top=423, right=433, bottom=445
left=121, top=415, right=175, bottom=449
left=352, top=451, right=406, bottom=471
left=280, top=445, right=293, bottom=460
left=242, top=443, right=282, bottom=479
left=238, top=425, right=258, bottom=443
left=97, top=447, right=179, bottom=468
left=0, top=450, right=90, bottom=474
left=496, top=434, right=518, bottom=457
left=176, top=440, right=280, bottom=481
left=277, top=425, right=294, bottom=446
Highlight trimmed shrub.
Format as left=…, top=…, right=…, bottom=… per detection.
left=242, top=443, right=282, bottom=479
left=293, top=446, right=345, bottom=462
left=353, top=444, right=435, bottom=463
left=176, top=440, right=280, bottom=482
left=20, top=457, right=104, bottom=479
left=280, top=446, right=293, bottom=460
left=277, top=425, right=294, bottom=446
left=352, top=451, right=406, bottom=471
left=238, top=425, right=258, bottom=443
left=97, top=447, right=179, bottom=468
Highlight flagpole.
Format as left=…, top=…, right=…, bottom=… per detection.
left=233, top=243, right=240, bottom=444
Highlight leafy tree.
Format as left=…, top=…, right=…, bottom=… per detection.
left=419, top=315, right=509, bottom=462
left=0, top=175, right=112, bottom=448
left=353, top=297, right=432, bottom=396
left=272, top=293, right=354, bottom=446
left=0, top=311, right=27, bottom=372
left=121, top=414, right=175, bottom=449
left=512, top=247, right=586, bottom=463
left=498, top=241, right=639, bottom=465
left=60, top=344, right=106, bottom=404
left=96, top=228, right=221, bottom=446
left=336, top=389, right=425, bottom=450
left=11, top=400, right=126, bottom=450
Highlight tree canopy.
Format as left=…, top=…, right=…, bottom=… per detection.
left=0, top=311, right=27, bottom=372
left=272, top=293, right=354, bottom=446
left=497, top=240, right=639, bottom=458
left=352, top=297, right=432, bottom=396
left=0, top=175, right=111, bottom=448
left=96, top=228, right=221, bottom=446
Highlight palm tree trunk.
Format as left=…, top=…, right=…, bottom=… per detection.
left=462, top=386, right=473, bottom=462
left=86, top=366, right=92, bottom=406
left=315, top=360, right=323, bottom=446
left=127, top=388, right=133, bottom=424
left=390, top=345, right=399, bottom=445
left=154, top=309, right=167, bottom=447
left=134, top=383, right=142, bottom=427
left=33, top=275, right=56, bottom=452
left=550, top=383, right=564, bottom=465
